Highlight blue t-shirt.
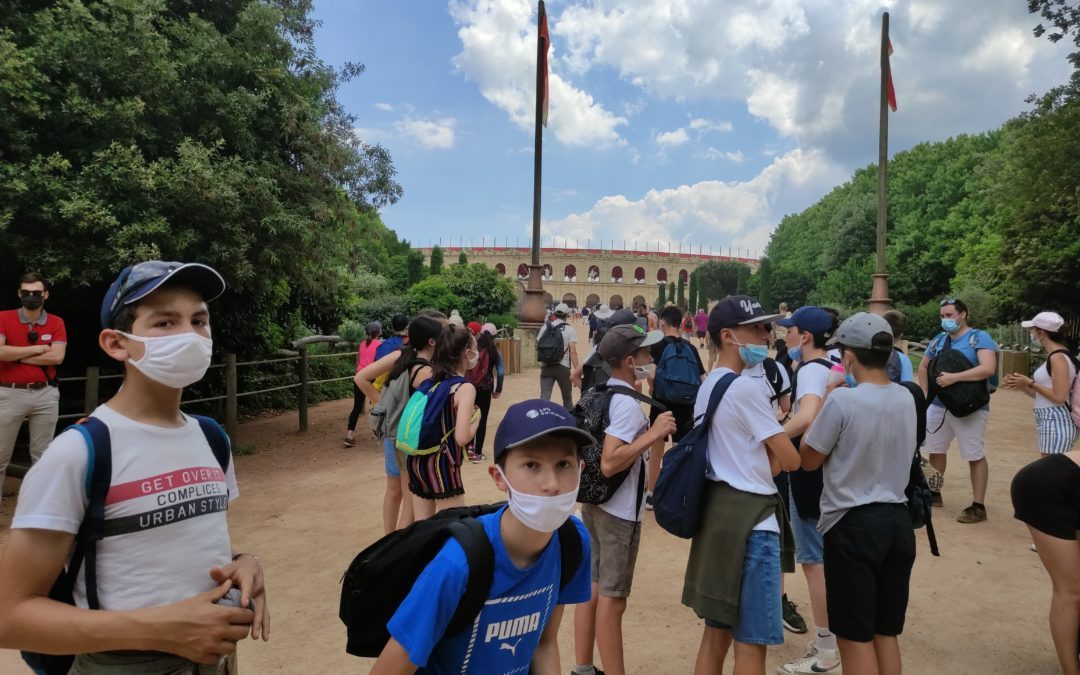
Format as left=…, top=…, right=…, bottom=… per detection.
left=898, top=351, right=914, bottom=383
left=375, top=335, right=404, bottom=362
left=925, top=328, right=997, bottom=409
left=387, top=507, right=592, bottom=673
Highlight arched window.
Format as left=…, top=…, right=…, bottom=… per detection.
left=587, top=265, right=600, bottom=281
left=609, top=294, right=624, bottom=309
left=634, top=267, right=646, bottom=284
left=657, top=268, right=668, bottom=283
left=585, top=293, right=600, bottom=308
left=632, top=295, right=646, bottom=309
left=495, top=263, right=506, bottom=275
left=679, top=269, right=688, bottom=282
left=611, top=266, right=623, bottom=283
left=564, top=264, right=577, bottom=281
left=562, top=293, right=577, bottom=308
left=517, top=263, right=529, bottom=279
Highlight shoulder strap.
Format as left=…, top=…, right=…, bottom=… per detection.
left=704, top=372, right=739, bottom=424
left=191, top=415, right=231, bottom=473
left=67, top=417, right=113, bottom=611
left=899, top=381, right=928, bottom=448
left=556, top=520, right=583, bottom=592
left=1046, top=349, right=1080, bottom=376
left=444, top=518, right=496, bottom=636
left=605, top=384, right=667, bottom=413
left=762, top=358, right=789, bottom=401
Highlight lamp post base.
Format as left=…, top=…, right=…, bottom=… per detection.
left=868, top=273, right=892, bottom=315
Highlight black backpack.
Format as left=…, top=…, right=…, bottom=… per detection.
left=22, top=415, right=231, bottom=675
left=571, top=384, right=664, bottom=509
left=537, top=321, right=567, bottom=365
left=899, top=381, right=939, bottom=556
left=580, top=352, right=611, bottom=394
left=339, top=503, right=583, bottom=658
left=762, top=357, right=791, bottom=403
left=927, top=335, right=990, bottom=419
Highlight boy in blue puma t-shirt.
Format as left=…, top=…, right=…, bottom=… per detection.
left=372, top=400, right=594, bottom=674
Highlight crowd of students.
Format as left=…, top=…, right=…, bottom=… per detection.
left=1, top=259, right=1079, bottom=675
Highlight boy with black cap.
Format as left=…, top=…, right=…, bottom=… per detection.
left=0, top=261, right=268, bottom=673
left=686, top=295, right=800, bottom=675
left=573, top=324, right=676, bottom=675
left=799, top=313, right=919, bottom=675
left=372, top=399, right=593, bottom=674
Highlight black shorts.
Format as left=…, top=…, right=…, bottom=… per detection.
left=650, top=403, right=695, bottom=442
left=1012, top=453, right=1080, bottom=540
left=824, top=503, right=915, bottom=643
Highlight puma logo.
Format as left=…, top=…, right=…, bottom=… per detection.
left=485, top=611, right=541, bottom=643
left=500, top=638, right=523, bottom=657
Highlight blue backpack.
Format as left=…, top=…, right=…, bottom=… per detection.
left=396, top=376, right=467, bottom=456
left=652, top=372, right=738, bottom=538
left=653, top=339, right=701, bottom=405
left=21, top=415, right=231, bottom=675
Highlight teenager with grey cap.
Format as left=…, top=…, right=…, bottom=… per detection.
left=573, top=324, right=675, bottom=675
left=537, top=303, right=579, bottom=408
left=799, top=312, right=921, bottom=675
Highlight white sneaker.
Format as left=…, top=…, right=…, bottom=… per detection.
left=777, top=643, right=841, bottom=674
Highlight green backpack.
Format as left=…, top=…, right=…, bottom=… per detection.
left=396, top=376, right=466, bottom=456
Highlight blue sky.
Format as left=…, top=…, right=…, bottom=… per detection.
left=312, top=0, right=1073, bottom=256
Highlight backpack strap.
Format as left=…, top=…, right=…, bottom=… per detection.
left=899, top=382, right=938, bottom=555
left=556, top=519, right=583, bottom=592
left=67, top=417, right=113, bottom=611
left=444, top=518, right=496, bottom=636
left=191, top=415, right=231, bottom=473
left=1046, top=349, right=1080, bottom=377
left=604, top=384, right=667, bottom=413
left=762, top=358, right=790, bottom=402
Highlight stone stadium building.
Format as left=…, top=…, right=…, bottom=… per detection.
left=415, top=245, right=760, bottom=309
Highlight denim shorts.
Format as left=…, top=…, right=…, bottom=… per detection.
left=789, top=484, right=824, bottom=564
left=383, top=438, right=400, bottom=478
left=704, top=530, right=783, bottom=645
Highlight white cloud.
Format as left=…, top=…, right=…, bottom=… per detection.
left=656, top=128, right=689, bottom=147
left=543, top=148, right=847, bottom=254
left=396, top=117, right=457, bottom=149
left=449, top=0, right=627, bottom=147
left=689, top=118, right=733, bottom=133
left=374, top=102, right=395, bottom=112
left=703, top=148, right=744, bottom=162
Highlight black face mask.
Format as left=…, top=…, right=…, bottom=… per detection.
left=20, top=296, right=43, bottom=310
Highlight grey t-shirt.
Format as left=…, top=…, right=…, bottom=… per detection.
left=803, top=383, right=917, bottom=534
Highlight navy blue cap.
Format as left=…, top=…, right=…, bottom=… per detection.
left=776, top=306, right=835, bottom=337
left=494, top=399, right=596, bottom=461
left=707, top=295, right=782, bottom=333
left=101, top=261, right=225, bottom=329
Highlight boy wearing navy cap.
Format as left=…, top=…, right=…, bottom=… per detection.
left=374, top=400, right=593, bottom=674
left=0, top=261, right=268, bottom=674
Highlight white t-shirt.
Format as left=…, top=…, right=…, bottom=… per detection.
left=599, top=377, right=649, bottom=522
left=1034, top=355, right=1077, bottom=409
left=538, top=319, right=576, bottom=368
left=743, top=361, right=791, bottom=415
left=12, top=404, right=239, bottom=611
left=792, top=358, right=831, bottom=413
left=695, top=368, right=784, bottom=532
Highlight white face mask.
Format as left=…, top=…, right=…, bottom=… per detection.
left=633, top=362, right=654, bottom=381
left=118, top=331, right=213, bottom=389
left=496, top=464, right=581, bottom=533
left=467, top=348, right=480, bottom=370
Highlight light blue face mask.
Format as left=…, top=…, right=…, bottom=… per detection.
left=844, top=374, right=858, bottom=388
left=728, top=330, right=769, bottom=366
left=1029, top=333, right=1041, bottom=348
left=941, top=318, right=959, bottom=333
left=787, top=346, right=802, bottom=362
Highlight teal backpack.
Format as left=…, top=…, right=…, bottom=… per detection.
left=396, top=376, right=467, bottom=456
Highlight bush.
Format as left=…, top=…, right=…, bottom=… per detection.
left=438, top=264, right=517, bottom=319
left=897, top=300, right=942, bottom=343
left=485, top=313, right=520, bottom=332
left=407, top=277, right=464, bottom=316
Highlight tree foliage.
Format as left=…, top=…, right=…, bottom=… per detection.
left=458, top=250, right=468, bottom=265
left=0, top=0, right=408, bottom=362
left=429, top=245, right=444, bottom=275
left=435, top=263, right=516, bottom=320
left=695, top=261, right=753, bottom=303
left=676, top=274, right=686, bottom=308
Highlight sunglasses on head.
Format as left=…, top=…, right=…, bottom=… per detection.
left=939, top=297, right=958, bottom=307
left=19, top=290, right=44, bottom=298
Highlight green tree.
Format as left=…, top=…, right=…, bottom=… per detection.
left=687, top=272, right=698, bottom=314
left=658, top=283, right=666, bottom=307
left=0, top=0, right=406, bottom=361
left=695, top=261, right=752, bottom=303
left=405, top=250, right=426, bottom=286
left=677, top=274, right=686, bottom=308
left=458, top=250, right=468, bottom=265
left=754, top=257, right=774, bottom=309
left=1029, top=0, right=1080, bottom=68
left=429, top=245, right=444, bottom=275
left=668, top=281, right=676, bottom=305
left=439, top=263, right=517, bottom=319
left=406, top=277, right=464, bottom=316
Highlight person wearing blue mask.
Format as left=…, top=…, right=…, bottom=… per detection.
left=918, top=298, right=998, bottom=524
left=686, top=295, right=800, bottom=675
left=773, top=306, right=843, bottom=675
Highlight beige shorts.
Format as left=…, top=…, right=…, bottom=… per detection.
left=922, top=405, right=989, bottom=462
left=582, top=503, right=642, bottom=598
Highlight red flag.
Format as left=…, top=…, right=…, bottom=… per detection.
left=887, top=39, right=897, bottom=112
left=539, top=1, right=550, bottom=126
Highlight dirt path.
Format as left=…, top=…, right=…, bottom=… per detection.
left=0, top=321, right=1063, bottom=673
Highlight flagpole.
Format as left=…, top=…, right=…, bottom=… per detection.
left=521, top=0, right=549, bottom=326
left=870, top=11, right=893, bottom=315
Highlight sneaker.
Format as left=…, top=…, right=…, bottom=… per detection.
left=343, top=437, right=356, bottom=448
left=468, top=452, right=486, bottom=464
left=645, top=493, right=654, bottom=511
left=570, top=668, right=604, bottom=675
left=778, top=643, right=840, bottom=674
left=957, top=503, right=987, bottom=524
left=781, top=594, right=807, bottom=634
left=930, top=490, right=943, bottom=507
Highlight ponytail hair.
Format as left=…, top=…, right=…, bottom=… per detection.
left=389, top=315, right=443, bottom=381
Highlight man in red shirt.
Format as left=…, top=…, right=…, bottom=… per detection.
left=0, top=272, right=67, bottom=498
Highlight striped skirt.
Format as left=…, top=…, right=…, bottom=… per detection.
left=405, top=439, right=465, bottom=500
left=1035, top=405, right=1079, bottom=454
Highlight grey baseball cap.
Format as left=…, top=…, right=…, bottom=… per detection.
left=598, top=324, right=663, bottom=361
left=829, top=312, right=894, bottom=352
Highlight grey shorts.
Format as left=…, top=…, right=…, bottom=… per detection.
left=70, top=651, right=236, bottom=675
left=582, top=503, right=642, bottom=598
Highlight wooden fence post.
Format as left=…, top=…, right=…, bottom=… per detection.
left=298, top=346, right=309, bottom=432
left=225, top=353, right=238, bottom=440
left=84, top=366, right=99, bottom=413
